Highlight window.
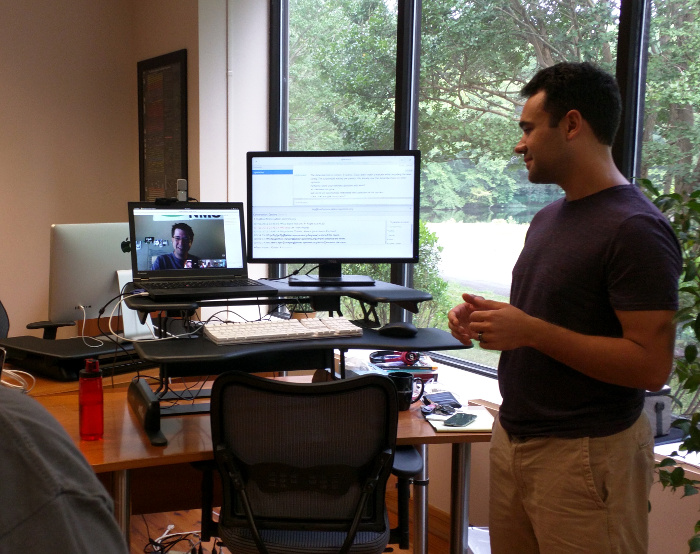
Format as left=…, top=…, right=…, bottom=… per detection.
left=641, top=0, right=699, bottom=191
left=640, top=0, right=700, bottom=416
left=275, top=0, right=691, bottom=375
left=287, top=0, right=397, bottom=151
left=418, top=1, right=619, bottom=370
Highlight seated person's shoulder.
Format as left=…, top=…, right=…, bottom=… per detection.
left=0, top=387, right=128, bottom=552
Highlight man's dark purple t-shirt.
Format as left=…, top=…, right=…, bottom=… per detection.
left=498, top=185, right=682, bottom=439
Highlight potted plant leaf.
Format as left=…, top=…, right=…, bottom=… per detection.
left=640, top=178, right=700, bottom=552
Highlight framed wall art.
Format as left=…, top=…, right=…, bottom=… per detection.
left=137, top=49, right=188, bottom=201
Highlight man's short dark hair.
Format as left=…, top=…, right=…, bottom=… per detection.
left=172, top=222, right=194, bottom=241
left=521, top=62, right=621, bottom=146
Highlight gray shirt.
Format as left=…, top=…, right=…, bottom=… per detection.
left=0, top=386, right=128, bottom=552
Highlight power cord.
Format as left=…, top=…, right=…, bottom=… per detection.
left=77, top=305, right=106, bottom=348
left=142, top=521, right=208, bottom=554
left=267, top=263, right=310, bottom=281
left=0, top=368, right=36, bottom=393
left=0, top=346, right=35, bottom=393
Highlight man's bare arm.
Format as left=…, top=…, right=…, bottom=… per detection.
left=468, top=296, right=676, bottom=391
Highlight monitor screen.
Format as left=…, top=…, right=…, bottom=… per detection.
left=48, top=222, right=132, bottom=322
left=128, top=202, right=247, bottom=279
left=247, top=150, right=420, bottom=286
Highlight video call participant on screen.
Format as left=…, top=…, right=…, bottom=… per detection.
left=151, top=223, right=201, bottom=270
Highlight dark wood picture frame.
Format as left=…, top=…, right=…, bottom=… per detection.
left=137, top=49, right=188, bottom=201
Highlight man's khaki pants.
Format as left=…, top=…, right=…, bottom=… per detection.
left=489, top=413, right=654, bottom=554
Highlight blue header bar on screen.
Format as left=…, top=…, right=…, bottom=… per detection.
left=252, top=169, right=293, bottom=175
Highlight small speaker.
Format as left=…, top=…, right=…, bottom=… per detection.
left=177, top=179, right=188, bottom=202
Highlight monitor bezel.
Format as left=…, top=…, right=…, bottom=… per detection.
left=245, top=149, right=421, bottom=268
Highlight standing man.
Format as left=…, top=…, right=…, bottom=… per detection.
left=448, top=62, right=681, bottom=553
left=152, top=222, right=200, bottom=270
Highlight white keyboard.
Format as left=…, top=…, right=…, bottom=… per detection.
left=203, top=316, right=363, bottom=345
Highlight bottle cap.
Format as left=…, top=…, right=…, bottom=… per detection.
left=85, top=358, right=100, bottom=372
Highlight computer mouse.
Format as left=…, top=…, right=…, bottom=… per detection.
left=377, top=321, right=418, bottom=338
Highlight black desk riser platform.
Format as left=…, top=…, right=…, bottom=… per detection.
left=0, top=335, right=153, bottom=381
left=128, top=327, right=469, bottom=446
left=122, top=279, right=466, bottom=446
left=124, top=278, right=432, bottom=323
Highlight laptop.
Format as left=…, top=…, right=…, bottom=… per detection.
left=128, top=202, right=277, bottom=301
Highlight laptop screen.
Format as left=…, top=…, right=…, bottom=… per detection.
left=128, top=202, right=249, bottom=281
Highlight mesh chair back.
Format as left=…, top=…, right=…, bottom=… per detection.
left=210, top=371, right=397, bottom=540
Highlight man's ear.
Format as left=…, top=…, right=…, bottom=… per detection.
left=563, top=109, right=583, bottom=139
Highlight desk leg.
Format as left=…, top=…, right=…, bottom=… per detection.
left=413, top=444, right=428, bottom=554
left=113, top=469, right=131, bottom=544
left=450, top=443, right=471, bottom=554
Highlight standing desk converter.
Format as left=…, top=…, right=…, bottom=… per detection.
left=123, top=279, right=480, bottom=552
left=124, top=279, right=470, bottom=447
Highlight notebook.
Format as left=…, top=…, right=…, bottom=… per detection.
left=424, top=406, right=494, bottom=433
left=128, top=202, right=277, bottom=301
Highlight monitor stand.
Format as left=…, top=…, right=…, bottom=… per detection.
left=288, top=263, right=375, bottom=287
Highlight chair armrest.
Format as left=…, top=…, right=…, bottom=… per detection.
left=26, top=320, right=76, bottom=340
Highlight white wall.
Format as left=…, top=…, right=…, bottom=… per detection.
left=133, top=0, right=200, bottom=201
left=227, top=0, right=269, bottom=204
left=199, top=0, right=228, bottom=202
left=649, top=462, right=700, bottom=553
left=198, top=0, right=269, bottom=206
left=0, top=0, right=136, bottom=335
left=0, top=0, right=199, bottom=337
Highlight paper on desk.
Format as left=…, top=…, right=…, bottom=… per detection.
left=425, top=406, right=494, bottom=432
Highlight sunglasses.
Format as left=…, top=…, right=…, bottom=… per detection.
left=421, top=402, right=456, bottom=416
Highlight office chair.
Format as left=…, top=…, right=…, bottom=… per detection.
left=0, top=298, right=75, bottom=340
left=200, top=371, right=398, bottom=554
left=0, top=299, right=75, bottom=340
left=25, top=319, right=76, bottom=340
left=0, top=301, right=9, bottom=339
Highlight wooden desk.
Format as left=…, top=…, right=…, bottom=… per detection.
left=35, top=380, right=490, bottom=554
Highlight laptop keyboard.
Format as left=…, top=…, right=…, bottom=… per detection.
left=146, top=278, right=262, bottom=290
left=203, top=316, right=363, bottom=345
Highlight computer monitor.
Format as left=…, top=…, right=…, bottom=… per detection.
left=48, top=222, right=132, bottom=322
left=247, top=150, right=420, bottom=286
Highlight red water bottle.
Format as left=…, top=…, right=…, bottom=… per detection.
left=79, top=358, right=103, bottom=440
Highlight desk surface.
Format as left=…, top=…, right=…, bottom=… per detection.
left=36, top=380, right=491, bottom=474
